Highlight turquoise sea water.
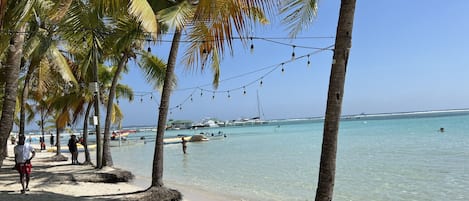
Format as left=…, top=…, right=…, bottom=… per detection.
left=110, top=112, right=469, bottom=201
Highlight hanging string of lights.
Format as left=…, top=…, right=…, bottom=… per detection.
left=3, top=29, right=335, bottom=115
left=131, top=44, right=334, bottom=114
left=1, top=29, right=333, bottom=53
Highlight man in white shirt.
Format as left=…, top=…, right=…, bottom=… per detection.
left=14, top=135, right=35, bottom=194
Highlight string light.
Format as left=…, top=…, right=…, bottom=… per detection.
left=291, top=45, right=296, bottom=60
left=307, top=54, right=311, bottom=67
left=140, top=97, right=143, bottom=103
left=147, top=39, right=152, bottom=52
left=130, top=45, right=334, bottom=113
left=250, top=37, right=254, bottom=54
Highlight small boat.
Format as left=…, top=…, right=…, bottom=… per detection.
left=110, top=130, right=131, bottom=140
left=162, top=134, right=209, bottom=144
left=203, top=131, right=227, bottom=140
left=189, top=134, right=209, bottom=142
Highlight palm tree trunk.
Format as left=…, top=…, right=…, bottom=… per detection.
left=0, top=25, right=26, bottom=167
left=102, top=54, right=128, bottom=167
left=19, top=66, right=34, bottom=136
left=92, top=36, right=103, bottom=169
left=82, top=102, right=93, bottom=164
left=55, top=122, right=61, bottom=155
left=151, top=28, right=182, bottom=187
left=315, top=1, right=356, bottom=201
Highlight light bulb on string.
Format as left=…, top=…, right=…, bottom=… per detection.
left=212, top=92, right=215, bottom=100
left=307, top=54, right=311, bottom=67
left=260, top=79, right=263, bottom=87
left=243, top=86, right=247, bottom=95
left=150, top=94, right=153, bottom=99
left=281, top=63, right=285, bottom=73
left=179, top=105, right=182, bottom=110
left=140, top=97, right=143, bottom=103
left=250, top=37, right=254, bottom=54
left=147, top=39, right=152, bottom=52
left=227, top=91, right=231, bottom=99
left=291, top=45, right=296, bottom=60
left=190, top=95, right=193, bottom=102
left=200, top=89, right=203, bottom=97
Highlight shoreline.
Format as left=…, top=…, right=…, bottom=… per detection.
left=0, top=142, right=238, bottom=201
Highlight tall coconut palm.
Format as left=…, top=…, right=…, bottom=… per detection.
left=60, top=0, right=110, bottom=168
left=0, top=0, right=34, bottom=167
left=100, top=15, right=148, bottom=167
left=126, top=0, right=274, bottom=189
left=281, top=0, right=356, bottom=200
left=18, top=0, right=77, bottom=138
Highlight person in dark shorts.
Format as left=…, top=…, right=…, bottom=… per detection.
left=14, top=135, right=36, bottom=194
left=68, top=135, right=79, bottom=164
left=181, top=137, right=187, bottom=154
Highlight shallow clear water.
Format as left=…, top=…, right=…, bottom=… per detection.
left=111, top=113, right=469, bottom=201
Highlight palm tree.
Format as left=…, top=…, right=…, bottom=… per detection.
left=0, top=0, right=34, bottom=167
left=0, top=23, right=27, bottom=167
left=281, top=0, right=357, bottom=200
left=60, top=0, right=111, bottom=168
left=127, top=0, right=273, bottom=189
left=18, top=0, right=76, bottom=138
left=100, top=15, right=148, bottom=167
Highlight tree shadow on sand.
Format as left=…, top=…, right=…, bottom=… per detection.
left=0, top=190, right=118, bottom=201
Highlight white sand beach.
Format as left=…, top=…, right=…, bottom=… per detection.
left=0, top=143, right=236, bottom=201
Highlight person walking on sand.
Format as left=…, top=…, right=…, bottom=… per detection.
left=68, top=135, right=79, bottom=165
left=14, top=135, right=36, bottom=194
left=181, top=137, right=187, bottom=154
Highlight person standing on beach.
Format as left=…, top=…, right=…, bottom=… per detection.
left=68, top=135, right=79, bottom=165
left=14, top=135, right=36, bottom=194
left=50, top=133, right=54, bottom=146
left=181, top=137, right=187, bottom=154
left=39, top=136, right=45, bottom=150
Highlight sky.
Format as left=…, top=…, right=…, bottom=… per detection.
left=115, top=0, right=469, bottom=127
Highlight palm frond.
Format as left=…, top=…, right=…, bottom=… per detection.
left=111, top=103, right=123, bottom=125
left=157, top=1, right=194, bottom=30
left=115, top=84, right=134, bottom=101
left=49, top=0, right=73, bottom=23
left=129, top=0, right=158, bottom=38
left=280, top=0, right=318, bottom=38
left=48, top=45, right=77, bottom=84
left=138, top=51, right=174, bottom=90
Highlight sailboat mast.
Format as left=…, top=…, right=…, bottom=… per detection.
left=257, top=90, right=261, bottom=119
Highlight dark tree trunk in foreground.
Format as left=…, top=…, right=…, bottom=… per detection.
left=151, top=28, right=182, bottom=187
left=55, top=123, right=61, bottom=155
left=0, top=26, right=26, bottom=167
left=315, top=0, right=356, bottom=201
left=82, top=102, right=93, bottom=164
left=103, top=54, right=128, bottom=167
